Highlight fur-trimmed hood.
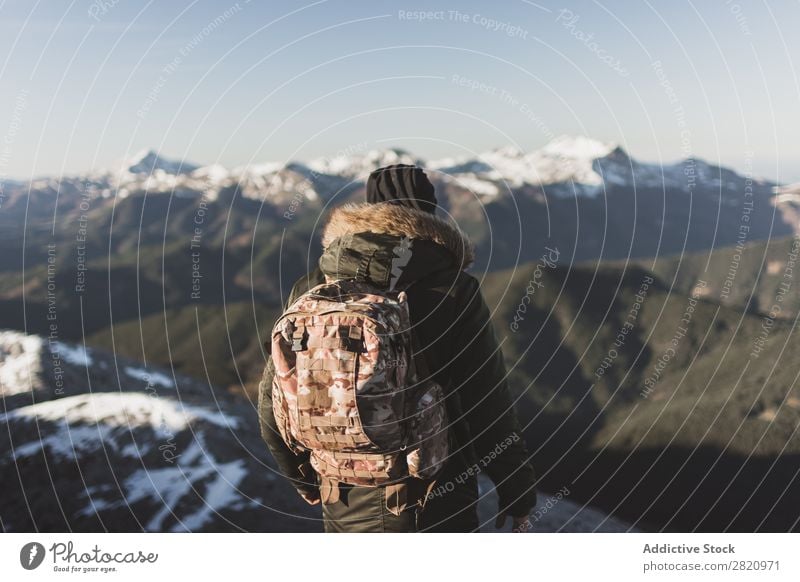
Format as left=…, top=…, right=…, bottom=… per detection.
left=321, top=203, right=475, bottom=270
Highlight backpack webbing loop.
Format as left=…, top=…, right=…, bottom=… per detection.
left=339, top=324, right=363, bottom=352
left=290, top=323, right=308, bottom=351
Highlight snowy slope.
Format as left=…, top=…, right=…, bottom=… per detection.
left=0, top=329, right=634, bottom=532
left=430, top=135, right=752, bottom=198
left=94, top=153, right=354, bottom=203
left=0, top=331, right=45, bottom=396
left=1, top=392, right=258, bottom=532
left=307, top=147, right=422, bottom=179
left=0, top=329, right=317, bottom=532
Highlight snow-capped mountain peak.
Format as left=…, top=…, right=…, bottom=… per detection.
left=190, top=163, right=230, bottom=184
left=430, top=135, right=725, bottom=197
left=14, top=138, right=770, bottom=207
left=431, top=136, right=628, bottom=195
left=540, top=135, right=619, bottom=160
left=307, top=147, right=421, bottom=179
left=122, top=149, right=199, bottom=176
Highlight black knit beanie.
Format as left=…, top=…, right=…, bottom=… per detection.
left=365, top=164, right=437, bottom=214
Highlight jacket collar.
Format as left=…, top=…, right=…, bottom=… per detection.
left=321, top=203, right=475, bottom=270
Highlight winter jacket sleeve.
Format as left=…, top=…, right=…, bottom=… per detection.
left=257, top=269, right=325, bottom=498
left=448, top=274, right=537, bottom=517
left=257, top=358, right=317, bottom=496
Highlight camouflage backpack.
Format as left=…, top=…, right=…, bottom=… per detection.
left=269, top=279, right=449, bottom=494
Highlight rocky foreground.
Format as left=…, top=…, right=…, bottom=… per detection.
left=0, top=329, right=631, bottom=532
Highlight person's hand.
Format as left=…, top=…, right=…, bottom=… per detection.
left=495, top=511, right=530, bottom=532
left=299, top=489, right=320, bottom=505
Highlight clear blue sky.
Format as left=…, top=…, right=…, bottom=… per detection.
left=1, top=0, right=798, bottom=182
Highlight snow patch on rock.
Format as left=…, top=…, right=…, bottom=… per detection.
left=51, top=341, right=93, bottom=367
left=124, top=366, right=175, bottom=389
left=1, top=392, right=239, bottom=435
left=0, top=330, right=44, bottom=395
left=121, top=434, right=249, bottom=531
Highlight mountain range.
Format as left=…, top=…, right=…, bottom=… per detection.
left=21, top=135, right=785, bottom=200
left=3, top=136, right=796, bottom=277
left=2, top=136, right=799, bottom=532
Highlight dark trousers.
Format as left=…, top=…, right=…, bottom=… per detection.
left=322, top=475, right=480, bottom=533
